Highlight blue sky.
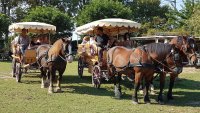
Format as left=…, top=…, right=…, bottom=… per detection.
left=161, top=0, right=184, bottom=10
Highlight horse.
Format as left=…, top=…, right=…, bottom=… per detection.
left=169, top=36, right=197, bottom=65
left=107, top=43, right=183, bottom=104
left=161, top=36, right=198, bottom=101
left=36, top=44, right=51, bottom=88
left=36, top=37, right=72, bottom=93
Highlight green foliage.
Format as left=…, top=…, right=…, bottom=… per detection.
left=23, top=6, right=73, bottom=33
left=166, top=0, right=197, bottom=30
left=0, top=13, right=11, bottom=38
left=76, top=0, right=132, bottom=26
left=125, top=0, right=169, bottom=35
left=186, top=4, right=200, bottom=36
left=128, top=0, right=169, bottom=23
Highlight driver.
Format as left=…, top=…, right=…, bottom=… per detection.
left=11, top=28, right=30, bottom=77
left=95, top=27, right=109, bottom=66
left=12, top=28, right=30, bottom=55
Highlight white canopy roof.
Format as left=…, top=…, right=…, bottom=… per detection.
left=9, top=22, right=56, bottom=34
left=75, top=18, right=141, bottom=36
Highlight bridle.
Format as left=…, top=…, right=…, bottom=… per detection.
left=60, top=39, right=72, bottom=62
left=177, top=37, right=197, bottom=61
left=150, top=47, right=181, bottom=73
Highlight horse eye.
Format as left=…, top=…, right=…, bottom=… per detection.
left=191, top=44, right=195, bottom=48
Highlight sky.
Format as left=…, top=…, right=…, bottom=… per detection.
left=72, top=0, right=184, bottom=40
left=161, top=0, right=184, bottom=10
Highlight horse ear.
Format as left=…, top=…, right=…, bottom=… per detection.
left=61, top=38, right=65, bottom=42
left=68, top=37, right=72, bottom=41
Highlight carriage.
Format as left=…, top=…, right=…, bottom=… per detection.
left=75, top=18, right=141, bottom=88
left=9, top=22, right=56, bottom=82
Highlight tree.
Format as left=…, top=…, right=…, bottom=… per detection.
left=166, top=0, right=198, bottom=30
left=0, top=13, right=11, bottom=39
left=76, top=0, right=132, bottom=26
left=186, top=4, right=200, bottom=36
left=127, top=0, right=169, bottom=23
left=23, top=6, right=73, bottom=33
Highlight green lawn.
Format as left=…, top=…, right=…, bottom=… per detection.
left=0, top=61, right=200, bottom=113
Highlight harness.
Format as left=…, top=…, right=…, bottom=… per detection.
left=46, top=41, right=72, bottom=63
left=108, top=45, right=180, bottom=74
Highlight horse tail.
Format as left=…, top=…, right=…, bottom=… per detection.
left=107, top=46, right=118, bottom=65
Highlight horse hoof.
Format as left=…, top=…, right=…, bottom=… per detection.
left=114, top=95, right=121, bottom=99
left=48, top=90, right=53, bottom=94
left=41, top=85, right=45, bottom=88
left=145, top=102, right=151, bottom=104
left=56, top=88, right=62, bottom=93
left=167, top=96, right=174, bottom=100
left=132, top=101, right=138, bottom=105
left=48, top=88, right=54, bottom=94
left=158, top=100, right=165, bottom=105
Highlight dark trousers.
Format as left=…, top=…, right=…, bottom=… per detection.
left=12, top=58, right=16, bottom=76
left=98, top=47, right=105, bottom=62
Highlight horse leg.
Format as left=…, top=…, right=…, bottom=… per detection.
left=132, top=72, right=142, bottom=104
left=114, top=73, right=122, bottom=99
left=157, top=73, right=166, bottom=104
left=167, top=73, right=177, bottom=100
left=56, top=69, right=65, bottom=93
left=48, top=67, right=56, bottom=94
left=40, top=67, right=46, bottom=88
left=144, top=73, right=152, bottom=104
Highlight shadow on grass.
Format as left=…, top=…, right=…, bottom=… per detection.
left=62, top=74, right=200, bottom=106
left=150, top=76, right=200, bottom=107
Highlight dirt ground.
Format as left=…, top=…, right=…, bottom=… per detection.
left=182, top=67, right=200, bottom=73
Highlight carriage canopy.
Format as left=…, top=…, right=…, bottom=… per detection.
left=75, top=18, right=141, bottom=36
left=8, top=22, right=56, bottom=34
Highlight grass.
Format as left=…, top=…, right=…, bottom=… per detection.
left=0, top=61, right=200, bottom=113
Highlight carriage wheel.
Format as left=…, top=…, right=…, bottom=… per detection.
left=92, top=65, right=101, bottom=89
left=15, top=63, right=22, bottom=82
left=78, top=57, right=84, bottom=78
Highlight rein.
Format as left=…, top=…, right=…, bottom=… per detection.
left=144, top=45, right=177, bottom=73
left=149, top=53, right=176, bottom=73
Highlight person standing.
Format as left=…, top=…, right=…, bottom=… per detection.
left=11, top=28, right=30, bottom=77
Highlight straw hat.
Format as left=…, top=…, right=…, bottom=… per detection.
left=83, top=36, right=90, bottom=41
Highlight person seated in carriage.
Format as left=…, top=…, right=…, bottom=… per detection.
left=12, top=28, right=30, bottom=55
left=81, top=36, right=90, bottom=44
left=122, top=33, right=137, bottom=49
left=95, top=27, right=109, bottom=65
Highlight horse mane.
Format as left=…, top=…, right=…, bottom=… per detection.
left=144, top=43, right=172, bottom=56
left=48, top=39, right=64, bottom=57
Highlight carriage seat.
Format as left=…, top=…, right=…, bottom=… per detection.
left=78, top=44, right=98, bottom=56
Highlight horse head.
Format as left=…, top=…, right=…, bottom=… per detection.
left=169, top=36, right=197, bottom=65
left=61, top=37, right=73, bottom=63
left=165, top=46, right=183, bottom=74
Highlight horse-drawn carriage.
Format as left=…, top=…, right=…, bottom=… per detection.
left=75, top=18, right=141, bottom=88
left=9, top=22, right=56, bottom=82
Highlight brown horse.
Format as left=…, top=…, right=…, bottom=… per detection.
left=37, top=37, right=72, bottom=93
left=169, top=36, right=197, bottom=65
left=36, top=44, right=51, bottom=88
left=107, top=43, right=182, bottom=104
left=162, top=36, right=198, bottom=101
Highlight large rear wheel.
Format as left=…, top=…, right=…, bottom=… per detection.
left=15, top=63, right=22, bottom=82
left=92, top=65, right=102, bottom=89
left=78, top=57, right=84, bottom=78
